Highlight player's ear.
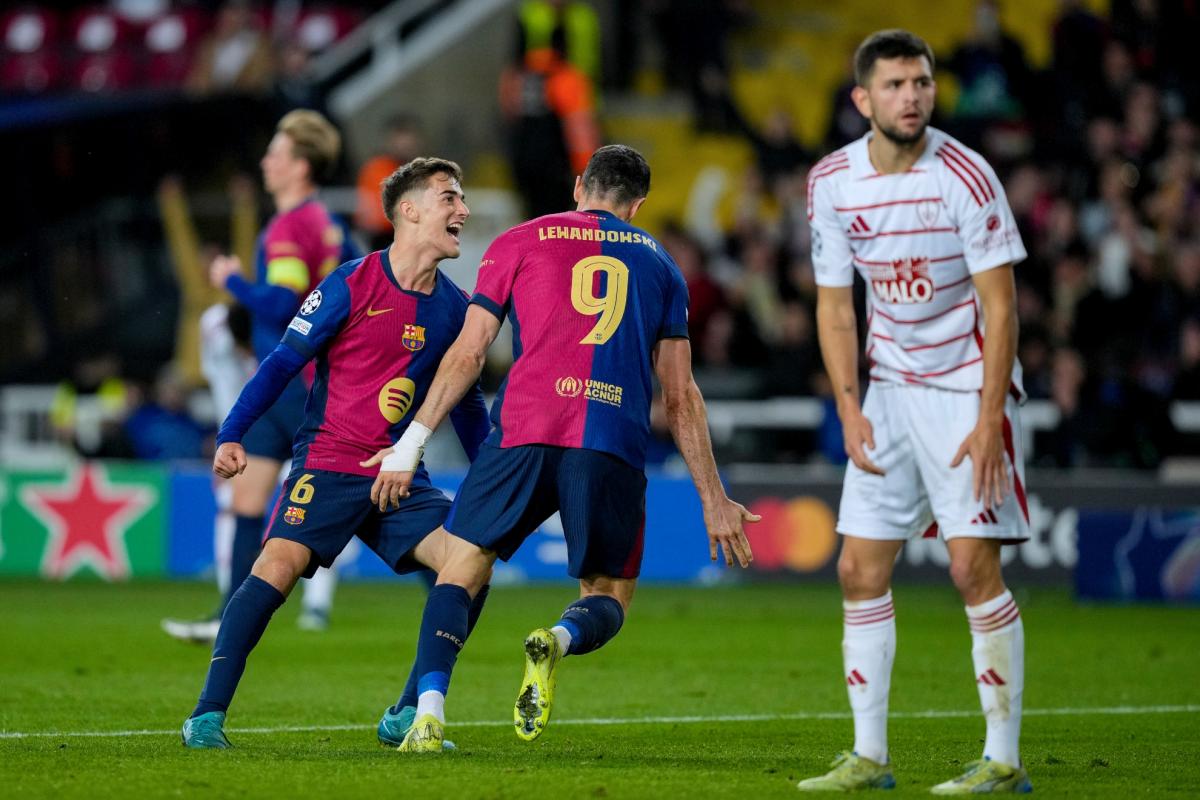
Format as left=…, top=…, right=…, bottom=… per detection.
left=399, top=196, right=419, bottom=223
left=572, top=175, right=584, bottom=204
left=851, top=85, right=871, bottom=120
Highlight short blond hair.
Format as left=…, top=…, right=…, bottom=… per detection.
left=277, top=109, right=341, bottom=183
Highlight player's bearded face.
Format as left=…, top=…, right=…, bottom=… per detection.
left=864, top=57, right=935, bottom=146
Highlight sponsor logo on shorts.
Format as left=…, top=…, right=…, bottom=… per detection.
left=869, top=257, right=934, bottom=304
left=287, top=317, right=312, bottom=335
left=284, top=506, right=306, bottom=525
left=402, top=323, right=425, bottom=351
left=378, top=377, right=417, bottom=423
left=300, top=290, right=322, bottom=315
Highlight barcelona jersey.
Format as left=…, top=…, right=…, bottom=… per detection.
left=251, top=198, right=344, bottom=362
left=471, top=209, right=689, bottom=469
left=280, top=249, right=489, bottom=478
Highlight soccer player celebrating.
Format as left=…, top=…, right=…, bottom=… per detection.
left=797, top=30, right=1031, bottom=794
left=163, top=110, right=357, bottom=643
left=363, top=144, right=758, bottom=753
left=180, top=158, right=492, bottom=749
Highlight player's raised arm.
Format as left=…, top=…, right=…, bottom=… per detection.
left=950, top=264, right=1018, bottom=509
left=816, top=284, right=884, bottom=476
left=653, top=337, right=757, bottom=567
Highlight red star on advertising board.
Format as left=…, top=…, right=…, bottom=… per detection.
left=22, top=463, right=152, bottom=580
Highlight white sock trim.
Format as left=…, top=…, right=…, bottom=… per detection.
left=415, top=689, right=445, bottom=724
left=550, top=625, right=572, bottom=655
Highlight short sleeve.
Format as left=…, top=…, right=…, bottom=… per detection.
left=808, top=170, right=855, bottom=287
left=658, top=256, right=690, bottom=340
left=281, top=270, right=351, bottom=358
left=470, top=228, right=524, bottom=319
left=941, top=147, right=1027, bottom=274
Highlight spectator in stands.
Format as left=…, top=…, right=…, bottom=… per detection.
left=355, top=114, right=424, bottom=251
left=500, top=47, right=600, bottom=218
left=514, top=0, right=600, bottom=86
left=123, top=365, right=211, bottom=460
left=659, top=222, right=727, bottom=358
left=945, top=0, right=1034, bottom=129
left=186, top=0, right=273, bottom=96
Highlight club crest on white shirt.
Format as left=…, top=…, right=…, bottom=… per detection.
left=917, top=200, right=940, bottom=228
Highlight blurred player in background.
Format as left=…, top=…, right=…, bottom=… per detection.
left=800, top=30, right=1031, bottom=794
left=162, top=110, right=358, bottom=643
left=366, top=144, right=758, bottom=753
left=181, top=157, right=492, bottom=749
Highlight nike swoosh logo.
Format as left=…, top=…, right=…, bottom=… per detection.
left=366, top=307, right=394, bottom=317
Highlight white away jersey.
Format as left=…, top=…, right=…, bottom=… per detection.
left=808, top=127, right=1026, bottom=396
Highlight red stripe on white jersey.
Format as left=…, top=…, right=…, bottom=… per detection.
left=834, top=196, right=943, bottom=212
left=854, top=253, right=965, bottom=267
left=871, top=298, right=975, bottom=325
left=871, top=329, right=975, bottom=352
left=849, top=226, right=957, bottom=240
left=936, top=150, right=984, bottom=206
left=941, top=141, right=995, bottom=200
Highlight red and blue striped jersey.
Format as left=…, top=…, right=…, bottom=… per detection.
left=281, top=249, right=489, bottom=477
left=472, top=209, right=689, bottom=469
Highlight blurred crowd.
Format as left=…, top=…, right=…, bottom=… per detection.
left=9, top=0, right=1200, bottom=469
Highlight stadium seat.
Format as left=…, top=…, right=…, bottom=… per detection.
left=68, top=7, right=137, bottom=92
left=143, top=8, right=208, bottom=89
left=290, top=7, right=362, bottom=54
left=0, top=7, right=63, bottom=94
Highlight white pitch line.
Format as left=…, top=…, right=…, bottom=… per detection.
left=1, top=704, right=1197, bottom=741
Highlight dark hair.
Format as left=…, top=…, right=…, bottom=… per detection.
left=277, top=109, right=341, bottom=183
left=853, top=29, right=935, bottom=87
left=380, top=157, right=463, bottom=225
left=580, top=144, right=651, bottom=208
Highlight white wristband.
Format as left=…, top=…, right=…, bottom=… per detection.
left=380, top=421, right=433, bottom=472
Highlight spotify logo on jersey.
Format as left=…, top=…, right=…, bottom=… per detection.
left=378, top=378, right=416, bottom=423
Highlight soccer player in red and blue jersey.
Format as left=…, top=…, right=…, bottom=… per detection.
left=366, top=145, right=759, bottom=752
left=180, top=158, right=492, bottom=749
left=164, top=111, right=356, bottom=645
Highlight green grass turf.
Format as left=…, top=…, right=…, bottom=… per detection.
left=1, top=580, right=1198, bottom=798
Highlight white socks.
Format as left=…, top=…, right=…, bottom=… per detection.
left=416, top=689, right=445, bottom=724
left=842, top=591, right=896, bottom=765
left=550, top=625, right=573, bottom=656
left=966, top=589, right=1024, bottom=767
left=302, top=566, right=337, bottom=614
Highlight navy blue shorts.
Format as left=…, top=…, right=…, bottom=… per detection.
left=265, top=466, right=450, bottom=579
left=445, top=443, right=647, bottom=579
left=242, top=377, right=307, bottom=462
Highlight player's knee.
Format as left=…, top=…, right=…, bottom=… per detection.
left=837, top=552, right=890, bottom=597
left=251, top=556, right=301, bottom=596
left=948, top=556, right=1000, bottom=602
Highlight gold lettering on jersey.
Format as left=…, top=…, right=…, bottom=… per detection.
left=584, top=379, right=623, bottom=407
left=537, top=226, right=657, bottom=251
left=869, top=257, right=935, bottom=304
left=555, top=376, right=584, bottom=397
left=378, top=377, right=417, bottom=423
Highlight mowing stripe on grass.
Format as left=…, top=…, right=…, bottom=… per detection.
left=1, top=704, right=1197, bottom=740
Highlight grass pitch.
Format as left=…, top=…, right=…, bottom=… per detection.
left=1, top=579, right=1198, bottom=798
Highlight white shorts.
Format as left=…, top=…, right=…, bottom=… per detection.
left=836, top=383, right=1030, bottom=543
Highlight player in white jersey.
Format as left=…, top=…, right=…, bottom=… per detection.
left=798, top=30, right=1032, bottom=795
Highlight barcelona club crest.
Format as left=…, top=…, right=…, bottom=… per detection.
left=284, top=506, right=306, bottom=525
left=402, top=323, right=426, bottom=351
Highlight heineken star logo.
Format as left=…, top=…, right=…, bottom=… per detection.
left=21, top=464, right=153, bottom=580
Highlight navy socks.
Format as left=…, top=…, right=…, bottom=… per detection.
left=220, top=514, right=264, bottom=615
left=411, top=584, right=473, bottom=700
left=390, top=584, right=490, bottom=714
left=558, top=595, right=625, bottom=655
left=192, top=575, right=285, bottom=718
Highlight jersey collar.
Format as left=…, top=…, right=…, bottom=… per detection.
left=379, top=247, right=440, bottom=297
